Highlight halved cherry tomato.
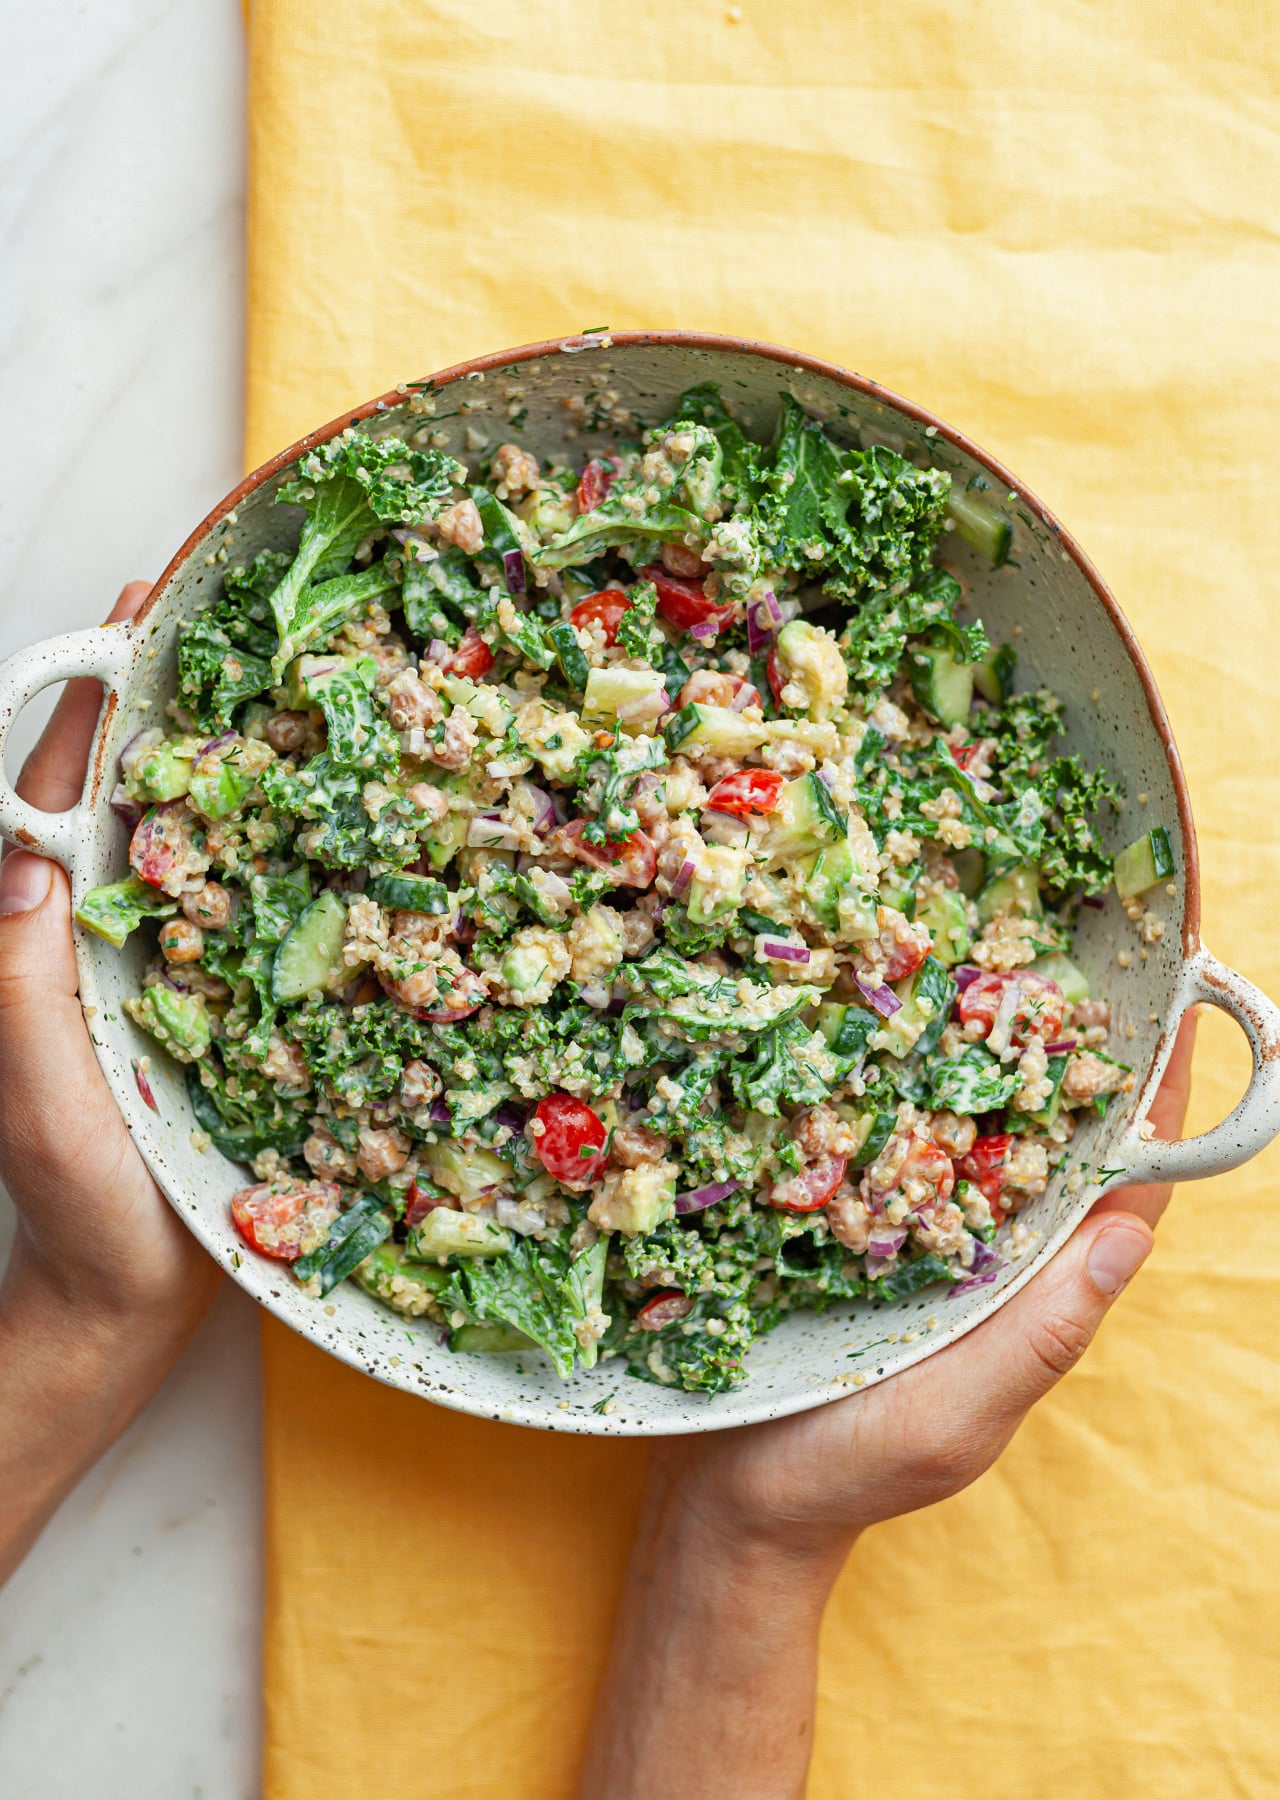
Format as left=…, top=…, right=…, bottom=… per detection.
left=403, top=1180, right=448, bottom=1230
left=955, top=971, right=1065, bottom=1046
left=636, top=1289, right=695, bottom=1331
left=533, top=1092, right=608, bottom=1187
left=231, top=1181, right=340, bottom=1261
left=444, top=627, right=494, bottom=680
left=866, top=1136, right=955, bottom=1205
left=575, top=458, right=616, bottom=514
left=557, top=818, right=657, bottom=888
left=953, top=742, right=980, bottom=773
left=768, top=1155, right=848, bottom=1212
left=881, top=923, right=932, bottom=984
left=640, top=563, right=734, bottom=635
left=129, top=802, right=185, bottom=892
left=704, top=769, right=785, bottom=818
left=569, top=587, right=631, bottom=646
left=766, top=644, right=784, bottom=707
left=956, top=1133, right=1013, bottom=1223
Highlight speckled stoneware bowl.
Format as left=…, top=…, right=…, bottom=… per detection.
left=2, top=333, right=1278, bottom=1436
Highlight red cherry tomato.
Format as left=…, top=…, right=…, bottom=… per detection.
left=569, top=587, right=632, bottom=646
left=575, top=458, right=616, bottom=514
left=636, top=1289, right=695, bottom=1331
left=231, top=1182, right=340, bottom=1261
left=955, top=971, right=1065, bottom=1046
left=768, top=1155, right=848, bottom=1212
left=880, top=920, right=932, bottom=983
left=129, top=802, right=186, bottom=892
left=866, top=1136, right=955, bottom=1204
left=558, top=818, right=657, bottom=888
left=953, top=742, right=979, bottom=773
left=403, top=1180, right=448, bottom=1230
left=445, top=627, right=494, bottom=680
left=533, top=1092, right=608, bottom=1188
left=704, top=769, right=785, bottom=818
left=956, top=1133, right=1013, bottom=1223
left=640, top=563, right=734, bottom=635
left=765, top=644, right=784, bottom=707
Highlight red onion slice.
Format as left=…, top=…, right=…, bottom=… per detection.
left=674, top=1179, right=740, bottom=1216
left=688, top=619, right=719, bottom=644
left=762, top=939, right=810, bottom=963
left=953, top=965, right=984, bottom=990
left=502, top=547, right=527, bottom=596
left=670, top=858, right=696, bottom=899
left=1043, top=1038, right=1078, bottom=1055
left=110, top=784, right=144, bottom=830
left=132, top=1059, right=160, bottom=1114
left=854, top=973, right=903, bottom=1018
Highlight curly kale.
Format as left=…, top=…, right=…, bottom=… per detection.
left=441, top=1233, right=610, bottom=1377
left=176, top=551, right=284, bottom=730
left=615, top=580, right=665, bottom=667
left=839, top=568, right=988, bottom=701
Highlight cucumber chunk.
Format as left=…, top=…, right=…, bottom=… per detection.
left=909, top=639, right=975, bottom=727
left=881, top=956, right=957, bottom=1060
left=76, top=876, right=177, bottom=948
left=419, top=1141, right=515, bottom=1204
left=450, top=1321, right=535, bottom=1354
left=1031, top=951, right=1091, bottom=1008
left=664, top=703, right=768, bottom=759
left=582, top=664, right=668, bottom=730
left=293, top=1196, right=392, bottom=1297
left=406, top=1208, right=512, bottom=1261
left=816, top=1002, right=877, bottom=1062
left=271, top=890, right=347, bottom=1002
left=976, top=863, right=1042, bottom=926
left=917, top=886, right=972, bottom=965
left=972, top=642, right=1016, bottom=705
left=801, top=841, right=877, bottom=939
left=760, top=772, right=846, bottom=866
left=1113, top=826, right=1174, bottom=901
left=947, top=488, right=1012, bottom=566
left=547, top=620, right=591, bottom=692
left=368, top=873, right=450, bottom=914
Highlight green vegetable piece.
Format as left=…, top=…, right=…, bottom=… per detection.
left=800, top=840, right=877, bottom=939
left=881, top=956, right=957, bottom=1060
left=126, top=985, right=211, bottom=1062
left=582, top=664, right=667, bottom=728
left=1030, top=951, right=1091, bottom=1009
left=972, top=642, right=1017, bottom=705
left=449, top=1321, right=535, bottom=1354
left=868, top=1252, right=956, bottom=1303
left=353, top=1241, right=451, bottom=1313
left=815, top=1002, right=877, bottom=1062
left=1113, top=826, right=1174, bottom=901
left=976, top=863, right=1042, bottom=926
left=187, top=752, right=254, bottom=822
left=925, top=1044, right=1021, bottom=1114
left=270, top=890, right=347, bottom=1002
left=75, top=877, right=177, bottom=948
left=368, top=873, right=450, bottom=914
left=760, top=771, right=846, bottom=867
left=850, top=1110, right=896, bottom=1168
left=664, top=702, right=768, bottom=759
left=293, top=1196, right=392, bottom=1296
left=917, top=886, right=972, bottom=966
left=407, top=1209, right=512, bottom=1261
left=947, top=488, right=1012, bottom=566
left=419, top=1141, right=515, bottom=1205
left=131, top=739, right=195, bottom=803
left=547, top=619, right=591, bottom=691
left=909, top=638, right=975, bottom=728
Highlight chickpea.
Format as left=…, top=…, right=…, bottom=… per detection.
left=182, top=881, right=231, bottom=929
left=159, top=918, right=204, bottom=964
left=660, top=541, right=706, bottom=578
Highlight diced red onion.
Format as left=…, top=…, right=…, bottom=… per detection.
left=970, top=1239, right=1001, bottom=1274
left=746, top=591, right=782, bottom=656
left=670, top=858, right=696, bottom=899
left=1043, top=1038, right=1078, bottom=1055
left=467, top=813, right=521, bottom=851
left=816, top=767, right=834, bottom=790
left=392, top=526, right=432, bottom=560
left=702, top=811, right=749, bottom=847
left=502, top=548, right=526, bottom=596
left=674, top=1179, right=740, bottom=1216
left=198, top=729, right=237, bottom=757
left=132, top=1059, right=160, bottom=1114
left=615, top=686, right=670, bottom=725
left=513, top=780, right=556, bottom=833
left=1082, top=895, right=1106, bottom=910
left=688, top=619, right=719, bottom=644
left=118, top=727, right=162, bottom=777
left=762, top=940, right=810, bottom=963
left=947, top=1270, right=999, bottom=1297
left=867, top=1224, right=907, bottom=1257
left=855, top=973, right=903, bottom=1017
left=954, top=965, right=984, bottom=990
left=426, top=638, right=451, bottom=666
left=429, top=1097, right=451, bottom=1123
left=728, top=683, right=754, bottom=712
left=110, top=784, right=144, bottom=830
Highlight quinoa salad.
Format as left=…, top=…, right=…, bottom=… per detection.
left=77, top=384, right=1176, bottom=1395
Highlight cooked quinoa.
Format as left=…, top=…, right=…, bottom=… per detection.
left=78, top=385, right=1169, bottom=1395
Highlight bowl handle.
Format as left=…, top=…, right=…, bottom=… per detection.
left=1112, top=946, right=1280, bottom=1186
left=0, top=627, right=135, bottom=871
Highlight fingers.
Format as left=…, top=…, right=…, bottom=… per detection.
left=13, top=581, right=151, bottom=817
left=955, top=1211, right=1152, bottom=1435
left=1093, top=1007, right=1199, bottom=1227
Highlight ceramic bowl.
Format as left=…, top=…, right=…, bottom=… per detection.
left=2, top=332, right=1278, bottom=1436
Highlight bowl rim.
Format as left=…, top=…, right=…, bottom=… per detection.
left=93, top=329, right=1204, bottom=1433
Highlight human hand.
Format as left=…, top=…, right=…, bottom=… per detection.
left=0, top=583, right=220, bottom=1583
left=580, top=1018, right=1197, bottom=1800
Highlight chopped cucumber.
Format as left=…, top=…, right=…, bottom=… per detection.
left=972, top=642, right=1016, bottom=705
left=441, top=675, right=513, bottom=737
left=917, top=886, right=971, bottom=965
left=801, top=841, right=877, bottom=939
left=283, top=651, right=374, bottom=709
left=1030, top=951, right=1090, bottom=1009
left=1113, top=826, right=1174, bottom=901
left=353, top=1241, right=451, bottom=1313
left=450, top=1321, right=535, bottom=1354
left=849, top=1109, right=896, bottom=1168
left=687, top=847, right=747, bottom=926
left=816, top=1002, right=877, bottom=1062
left=879, top=863, right=920, bottom=920
left=270, top=890, right=347, bottom=1002
left=664, top=702, right=768, bottom=759
left=368, top=872, right=450, bottom=914
left=976, top=863, right=1042, bottom=926
left=546, top=620, right=591, bottom=692
left=130, top=739, right=195, bottom=803
left=909, top=639, right=975, bottom=727
left=500, top=941, right=554, bottom=994
left=1023, top=1053, right=1071, bottom=1131
left=419, top=1140, right=515, bottom=1204
left=76, top=876, right=177, bottom=948
left=881, top=955, right=956, bottom=1059
left=950, top=846, right=986, bottom=897
left=421, top=806, right=469, bottom=872
left=125, top=984, right=211, bottom=1061
left=406, top=1208, right=512, bottom=1261
left=760, top=772, right=846, bottom=866
left=947, top=488, right=1012, bottom=566
left=472, top=487, right=526, bottom=572
left=294, top=1196, right=392, bottom=1297
left=188, top=755, right=254, bottom=822
left=582, top=664, right=668, bottom=730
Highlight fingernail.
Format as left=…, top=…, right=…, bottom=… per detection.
left=0, top=851, right=54, bottom=915
left=1087, top=1224, right=1152, bottom=1296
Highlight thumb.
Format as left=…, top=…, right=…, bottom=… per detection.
left=971, top=1212, right=1154, bottom=1426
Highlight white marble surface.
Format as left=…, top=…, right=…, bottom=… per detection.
left=0, top=5, right=260, bottom=1796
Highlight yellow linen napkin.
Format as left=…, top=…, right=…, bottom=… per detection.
left=246, top=4, right=1280, bottom=1794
